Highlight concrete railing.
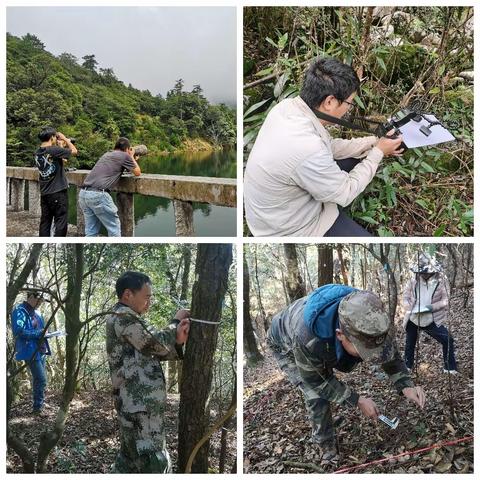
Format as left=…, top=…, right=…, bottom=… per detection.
left=6, top=167, right=237, bottom=236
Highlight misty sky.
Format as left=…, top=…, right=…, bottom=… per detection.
left=7, top=7, right=236, bottom=105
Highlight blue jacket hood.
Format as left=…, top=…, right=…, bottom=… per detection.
left=304, top=284, right=357, bottom=339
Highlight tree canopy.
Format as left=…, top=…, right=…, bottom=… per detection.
left=7, top=33, right=236, bottom=169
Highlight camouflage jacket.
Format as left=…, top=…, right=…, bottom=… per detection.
left=268, top=296, right=414, bottom=408
left=106, top=303, right=182, bottom=414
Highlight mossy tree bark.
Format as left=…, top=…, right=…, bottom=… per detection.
left=177, top=244, right=232, bottom=473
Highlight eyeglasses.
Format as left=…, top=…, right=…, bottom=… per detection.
left=341, top=99, right=356, bottom=110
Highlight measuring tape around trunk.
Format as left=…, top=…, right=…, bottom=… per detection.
left=189, top=318, right=221, bottom=325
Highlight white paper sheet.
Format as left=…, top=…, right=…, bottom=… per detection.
left=45, top=330, right=67, bottom=339
left=397, top=114, right=456, bottom=149
left=406, top=306, right=431, bottom=315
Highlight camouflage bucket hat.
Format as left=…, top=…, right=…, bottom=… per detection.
left=27, top=290, right=44, bottom=300
left=338, top=290, right=394, bottom=363
left=410, top=252, right=441, bottom=274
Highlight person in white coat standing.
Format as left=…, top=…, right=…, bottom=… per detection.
left=403, top=252, right=458, bottom=374
left=244, top=56, right=404, bottom=237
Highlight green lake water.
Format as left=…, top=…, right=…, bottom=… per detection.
left=68, top=149, right=236, bottom=236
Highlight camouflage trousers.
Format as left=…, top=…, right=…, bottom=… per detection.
left=113, top=404, right=171, bottom=473
left=267, top=340, right=335, bottom=446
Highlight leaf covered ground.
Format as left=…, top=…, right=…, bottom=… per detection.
left=7, top=391, right=236, bottom=473
left=244, top=290, right=473, bottom=473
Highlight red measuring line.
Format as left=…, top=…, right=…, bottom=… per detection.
left=334, top=436, right=473, bottom=474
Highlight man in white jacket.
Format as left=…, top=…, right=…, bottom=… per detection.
left=244, top=57, right=404, bottom=237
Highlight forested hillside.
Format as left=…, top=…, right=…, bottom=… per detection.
left=7, top=33, right=236, bottom=169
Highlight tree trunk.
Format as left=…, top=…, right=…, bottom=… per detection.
left=219, top=426, right=228, bottom=473
left=52, top=310, right=65, bottom=378
left=367, top=245, right=397, bottom=323
left=317, top=245, right=333, bottom=287
left=462, top=244, right=472, bottom=307
left=168, top=245, right=192, bottom=391
left=37, top=244, right=84, bottom=472
left=446, top=244, right=459, bottom=289
left=177, top=244, right=233, bottom=473
left=243, top=256, right=264, bottom=366
left=252, top=245, right=267, bottom=330
left=336, top=246, right=349, bottom=285
left=7, top=429, right=35, bottom=472
left=6, top=243, right=44, bottom=471
left=350, top=244, right=356, bottom=286
left=161, top=247, right=177, bottom=298
left=381, top=245, right=397, bottom=323
left=363, top=248, right=368, bottom=289
left=180, top=245, right=192, bottom=301
left=168, top=360, right=178, bottom=392
left=283, top=244, right=306, bottom=301
left=219, top=386, right=236, bottom=473
left=7, top=243, right=43, bottom=317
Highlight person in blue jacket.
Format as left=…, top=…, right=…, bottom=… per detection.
left=267, top=284, right=425, bottom=463
left=11, top=291, right=51, bottom=414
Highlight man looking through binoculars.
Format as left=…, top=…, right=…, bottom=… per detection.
left=35, top=127, right=78, bottom=237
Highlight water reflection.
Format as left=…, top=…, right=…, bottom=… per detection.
left=68, top=149, right=236, bottom=236
left=139, top=149, right=236, bottom=178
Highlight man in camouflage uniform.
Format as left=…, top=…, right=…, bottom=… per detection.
left=267, top=284, right=426, bottom=462
left=106, top=271, right=190, bottom=473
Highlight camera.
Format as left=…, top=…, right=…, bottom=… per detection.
left=56, top=135, right=76, bottom=145
left=313, top=102, right=454, bottom=152
left=133, top=144, right=148, bottom=157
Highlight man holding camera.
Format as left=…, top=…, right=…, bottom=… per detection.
left=244, top=56, right=404, bottom=237
left=78, top=137, right=141, bottom=237
left=35, top=127, right=78, bottom=236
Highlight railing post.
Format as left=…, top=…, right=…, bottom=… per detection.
left=76, top=187, right=85, bottom=236
left=28, top=180, right=42, bottom=215
left=174, top=200, right=194, bottom=236
left=10, top=179, right=25, bottom=211
left=116, top=192, right=135, bottom=237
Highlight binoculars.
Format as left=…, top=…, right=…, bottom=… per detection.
left=56, top=135, right=76, bottom=145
